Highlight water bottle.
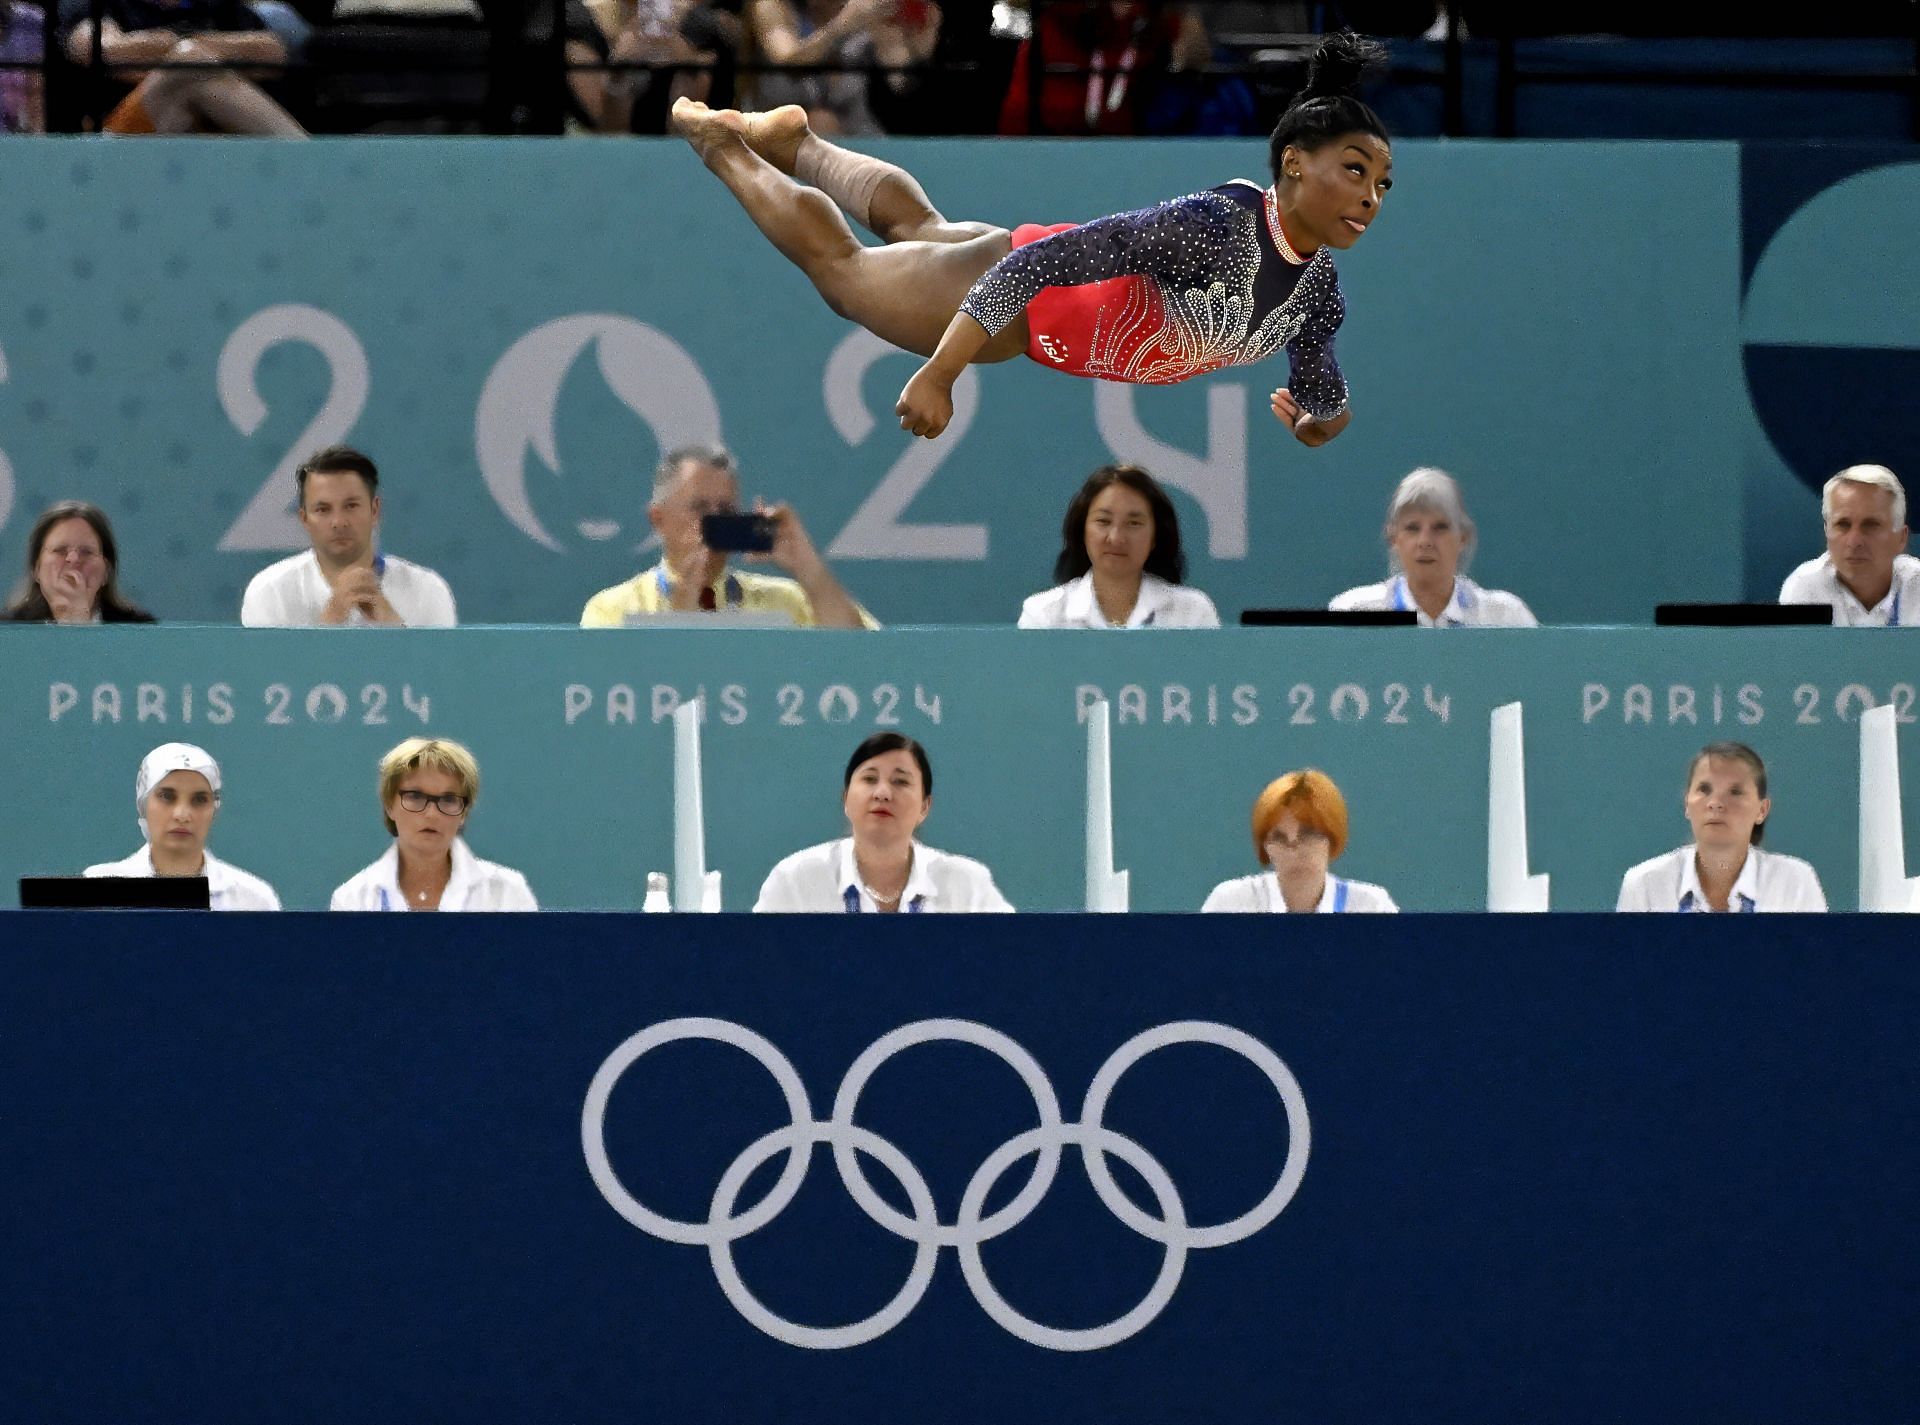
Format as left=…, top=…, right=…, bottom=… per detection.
left=643, top=872, right=671, bottom=912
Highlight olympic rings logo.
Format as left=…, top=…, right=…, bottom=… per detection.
left=581, top=1017, right=1310, bottom=1352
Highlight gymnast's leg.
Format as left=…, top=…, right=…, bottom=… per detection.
left=740, top=104, right=997, bottom=246
left=671, top=98, right=1026, bottom=360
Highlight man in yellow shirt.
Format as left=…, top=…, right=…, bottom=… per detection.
left=579, top=445, right=878, bottom=628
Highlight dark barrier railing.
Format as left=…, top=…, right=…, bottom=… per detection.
left=5, top=4, right=1918, bottom=138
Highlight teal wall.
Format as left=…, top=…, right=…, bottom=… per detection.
left=0, top=138, right=1770, bottom=625
left=4, top=627, right=1915, bottom=913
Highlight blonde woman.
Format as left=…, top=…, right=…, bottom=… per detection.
left=331, top=738, right=537, bottom=912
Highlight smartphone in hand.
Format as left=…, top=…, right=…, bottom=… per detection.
left=701, top=513, right=778, bottom=554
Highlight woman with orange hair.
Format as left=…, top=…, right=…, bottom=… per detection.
left=1201, top=768, right=1397, bottom=913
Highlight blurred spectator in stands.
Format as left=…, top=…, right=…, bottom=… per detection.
left=1019, top=463, right=1219, bottom=628
left=748, top=0, right=938, bottom=136
left=60, top=0, right=307, bottom=134
left=1616, top=742, right=1827, bottom=913
left=754, top=731, right=1013, bottom=911
left=1777, top=464, right=1918, bottom=628
left=1331, top=466, right=1537, bottom=627
left=1, top=0, right=45, bottom=131
left=1, top=501, right=156, bottom=623
left=580, top=0, right=739, bottom=131
left=1202, top=768, right=1398, bottom=913
left=240, top=446, right=457, bottom=627
left=85, top=742, right=282, bottom=910
left=580, top=444, right=875, bottom=627
left=997, top=0, right=1208, bottom=136
left=331, top=737, right=537, bottom=911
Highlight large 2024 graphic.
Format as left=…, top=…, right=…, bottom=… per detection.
left=118, top=307, right=1255, bottom=560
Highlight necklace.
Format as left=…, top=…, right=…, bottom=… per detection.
left=857, top=850, right=912, bottom=906
left=860, top=878, right=905, bottom=905
left=1264, top=186, right=1308, bottom=265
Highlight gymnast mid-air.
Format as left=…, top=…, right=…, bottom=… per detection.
left=670, top=31, right=1390, bottom=446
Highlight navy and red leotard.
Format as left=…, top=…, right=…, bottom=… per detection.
left=959, top=180, right=1350, bottom=419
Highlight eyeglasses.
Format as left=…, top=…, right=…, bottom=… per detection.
left=1263, top=829, right=1329, bottom=851
left=395, top=789, right=468, bottom=816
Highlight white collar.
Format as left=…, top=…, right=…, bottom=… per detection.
left=372, top=836, right=480, bottom=910
left=1262, top=872, right=1340, bottom=912
left=1824, top=554, right=1901, bottom=620
left=834, top=838, right=934, bottom=911
left=1062, top=572, right=1171, bottom=629
left=1392, top=574, right=1476, bottom=627
left=135, top=842, right=219, bottom=880
left=1678, top=846, right=1760, bottom=912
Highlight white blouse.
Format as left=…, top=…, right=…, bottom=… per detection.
left=84, top=845, right=282, bottom=911
left=1329, top=575, right=1537, bottom=628
left=754, top=838, right=1013, bottom=912
left=1615, top=845, right=1827, bottom=913
left=1201, top=872, right=1399, bottom=913
left=330, top=837, right=537, bottom=911
left=1019, top=573, right=1221, bottom=629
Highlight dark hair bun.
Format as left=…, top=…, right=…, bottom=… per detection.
left=1302, top=31, right=1385, bottom=100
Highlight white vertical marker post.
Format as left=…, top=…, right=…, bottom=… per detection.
left=1085, top=697, right=1130, bottom=912
left=673, top=698, right=721, bottom=912
left=1858, top=704, right=1918, bottom=911
left=1487, top=701, right=1550, bottom=912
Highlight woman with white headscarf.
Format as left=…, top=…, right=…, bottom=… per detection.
left=1329, top=467, right=1538, bottom=627
left=84, top=742, right=282, bottom=910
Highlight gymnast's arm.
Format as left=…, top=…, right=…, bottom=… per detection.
left=898, top=195, right=1229, bottom=438
left=1269, top=279, right=1352, bottom=447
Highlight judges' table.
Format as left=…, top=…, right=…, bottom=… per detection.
left=2, top=912, right=1914, bottom=1423
left=3, top=625, right=1917, bottom=911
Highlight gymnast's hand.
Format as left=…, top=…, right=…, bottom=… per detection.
left=896, top=366, right=954, bottom=440
left=1270, top=387, right=1352, bottom=448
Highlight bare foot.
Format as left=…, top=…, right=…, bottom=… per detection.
left=670, top=97, right=749, bottom=160
left=742, top=104, right=810, bottom=175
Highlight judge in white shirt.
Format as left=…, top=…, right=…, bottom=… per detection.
left=241, top=445, right=457, bottom=627
left=331, top=736, right=536, bottom=911
left=1330, top=467, right=1537, bottom=627
left=1019, top=464, right=1220, bottom=629
left=1202, top=769, right=1398, bottom=913
left=1776, top=464, right=1918, bottom=627
left=85, top=742, right=281, bottom=910
left=755, top=732, right=1013, bottom=912
left=1616, top=741, right=1826, bottom=913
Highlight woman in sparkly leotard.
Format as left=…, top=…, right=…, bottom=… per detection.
left=670, top=31, right=1391, bottom=445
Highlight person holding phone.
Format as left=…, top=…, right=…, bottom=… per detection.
left=579, top=444, right=877, bottom=627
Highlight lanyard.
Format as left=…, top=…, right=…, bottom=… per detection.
left=1331, top=878, right=1349, bottom=913
left=843, top=886, right=925, bottom=914
left=1679, top=891, right=1755, bottom=913
left=1391, top=576, right=1465, bottom=625
left=655, top=566, right=742, bottom=608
